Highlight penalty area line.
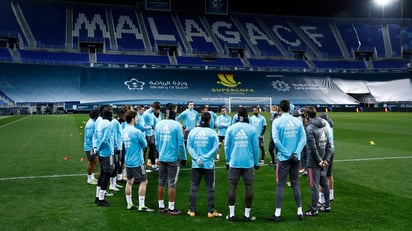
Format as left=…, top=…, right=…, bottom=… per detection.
left=1, top=156, right=411, bottom=181
left=334, top=156, right=412, bottom=163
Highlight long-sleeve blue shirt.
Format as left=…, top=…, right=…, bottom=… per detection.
left=111, top=119, right=123, bottom=151
left=123, top=124, right=148, bottom=168
left=95, top=119, right=114, bottom=157
left=176, top=109, right=199, bottom=130
left=249, top=114, right=267, bottom=136
left=84, top=118, right=95, bottom=151
left=224, top=122, right=259, bottom=168
left=272, top=113, right=307, bottom=161
left=143, top=108, right=156, bottom=136
left=136, top=112, right=151, bottom=133
left=187, top=127, right=218, bottom=169
left=155, top=119, right=187, bottom=162
left=215, top=114, right=232, bottom=136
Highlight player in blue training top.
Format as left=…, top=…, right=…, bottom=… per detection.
left=214, top=107, right=231, bottom=161
left=186, top=112, right=222, bottom=218
left=249, top=106, right=267, bottom=164
left=143, top=102, right=161, bottom=171
left=176, top=101, right=200, bottom=146
left=122, top=110, right=154, bottom=212
left=155, top=103, right=187, bottom=216
left=224, top=107, right=259, bottom=222
left=84, top=109, right=100, bottom=185
left=94, top=106, right=115, bottom=207
left=269, top=100, right=307, bottom=221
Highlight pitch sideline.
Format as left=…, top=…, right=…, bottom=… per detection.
left=0, top=155, right=411, bottom=181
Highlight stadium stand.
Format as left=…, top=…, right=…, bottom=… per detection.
left=0, top=48, right=13, bottom=62
left=20, top=0, right=67, bottom=48
left=96, top=53, right=170, bottom=65
left=110, top=7, right=146, bottom=51
left=19, top=50, right=89, bottom=65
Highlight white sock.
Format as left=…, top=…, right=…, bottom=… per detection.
left=110, top=177, right=115, bottom=188
left=96, top=186, right=101, bottom=198
left=297, top=207, right=303, bottom=215
left=158, top=200, right=165, bottom=209
left=275, top=208, right=281, bottom=217
left=245, top=208, right=251, bottom=218
left=99, top=190, right=106, bottom=200
left=88, top=174, right=93, bottom=181
left=319, top=192, right=325, bottom=204
left=168, top=202, right=175, bottom=210
left=229, top=205, right=235, bottom=217
left=330, top=190, right=334, bottom=200
left=126, top=195, right=132, bottom=205
left=139, top=196, right=145, bottom=208
left=117, top=174, right=122, bottom=181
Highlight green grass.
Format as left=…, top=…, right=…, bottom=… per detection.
left=0, top=112, right=411, bottom=231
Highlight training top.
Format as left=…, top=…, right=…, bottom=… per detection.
left=187, top=127, right=218, bottom=169
left=95, top=118, right=114, bottom=157
left=155, top=119, right=187, bottom=162
left=122, top=124, right=148, bottom=168
left=92, top=116, right=102, bottom=148
left=249, top=114, right=267, bottom=136
left=176, top=109, right=199, bottom=130
left=272, top=113, right=307, bottom=161
left=111, top=119, right=123, bottom=151
left=225, top=121, right=259, bottom=168
left=135, top=111, right=151, bottom=133
left=215, top=114, right=232, bottom=136
left=84, top=118, right=95, bottom=151
left=143, top=108, right=156, bottom=137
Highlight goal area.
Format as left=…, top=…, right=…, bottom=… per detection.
left=226, top=97, right=272, bottom=113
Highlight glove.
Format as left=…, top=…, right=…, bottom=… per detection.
left=290, top=153, right=298, bottom=162
left=180, top=159, right=187, bottom=166
left=226, top=164, right=229, bottom=170
left=196, top=158, right=203, bottom=165
left=254, top=165, right=260, bottom=170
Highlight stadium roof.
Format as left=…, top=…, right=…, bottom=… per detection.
left=65, top=0, right=412, bottom=18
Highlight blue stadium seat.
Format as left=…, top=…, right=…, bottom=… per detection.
left=143, top=12, right=187, bottom=53
left=235, top=15, right=282, bottom=57
left=20, top=1, right=66, bottom=48
left=72, top=5, right=111, bottom=50
left=248, top=58, right=308, bottom=69
left=111, top=7, right=145, bottom=51
left=96, top=53, right=170, bottom=65
left=177, top=14, right=218, bottom=54
left=0, top=48, right=13, bottom=62
left=205, top=15, right=250, bottom=54
left=313, top=60, right=366, bottom=69
left=19, top=50, right=89, bottom=65
left=176, top=56, right=243, bottom=67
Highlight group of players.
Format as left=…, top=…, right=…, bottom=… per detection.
left=83, top=99, right=335, bottom=221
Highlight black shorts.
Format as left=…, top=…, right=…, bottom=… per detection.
left=85, top=150, right=96, bottom=161
left=126, top=165, right=147, bottom=183
left=228, top=167, right=254, bottom=185
left=327, top=154, right=334, bottom=177
left=158, top=160, right=180, bottom=188
left=99, top=156, right=114, bottom=173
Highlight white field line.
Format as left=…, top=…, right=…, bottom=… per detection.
left=1, top=156, right=411, bottom=181
left=0, top=116, right=30, bottom=129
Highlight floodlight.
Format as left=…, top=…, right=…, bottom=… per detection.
left=374, top=0, right=393, bottom=7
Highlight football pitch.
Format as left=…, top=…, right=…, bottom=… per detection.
left=0, top=112, right=411, bottom=231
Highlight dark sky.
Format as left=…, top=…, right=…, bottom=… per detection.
left=66, top=0, right=411, bottom=18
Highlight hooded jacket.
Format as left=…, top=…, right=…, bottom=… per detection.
left=305, top=117, right=334, bottom=168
